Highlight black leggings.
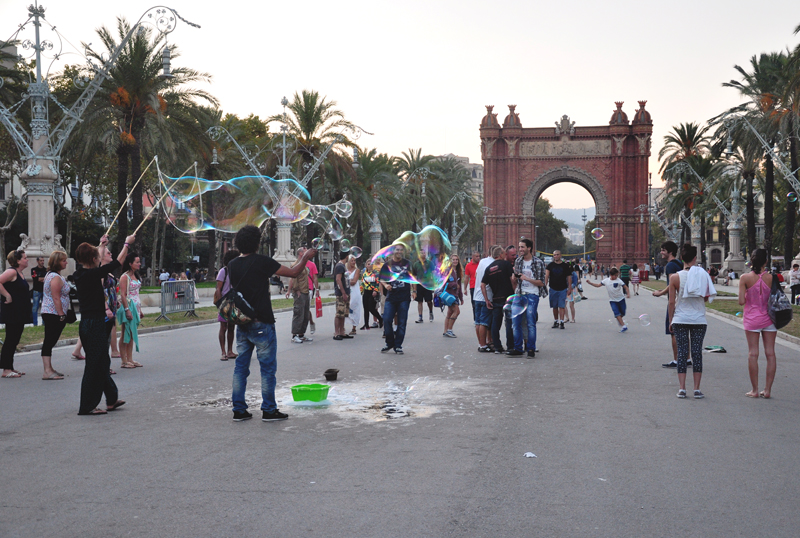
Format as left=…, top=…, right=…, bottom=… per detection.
left=672, top=323, right=706, bottom=374
left=41, top=313, right=68, bottom=356
left=362, top=291, right=382, bottom=327
left=78, top=317, right=118, bottom=414
left=0, top=322, right=24, bottom=370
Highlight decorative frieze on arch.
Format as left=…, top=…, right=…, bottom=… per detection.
left=521, top=165, right=610, bottom=217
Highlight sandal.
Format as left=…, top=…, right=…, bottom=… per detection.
left=85, top=408, right=107, bottom=415
left=111, top=354, right=121, bottom=359
left=71, top=354, right=85, bottom=360
left=42, top=373, right=64, bottom=380
left=131, top=361, right=143, bottom=367
left=220, top=354, right=228, bottom=361
left=106, top=399, right=126, bottom=411
left=2, top=371, right=22, bottom=378
left=120, top=363, right=137, bottom=369
left=109, top=369, right=117, bottom=375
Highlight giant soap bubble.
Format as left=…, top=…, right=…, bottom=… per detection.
left=373, top=225, right=453, bottom=291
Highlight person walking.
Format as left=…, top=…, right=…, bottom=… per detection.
left=228, top=225, right=317, bottom=422
left=117, top=253, right=143, bottom=368
left=619, top=259, right=631, bottom=288
left=346, top=255, right=362, bottom=336
left=630, top=264, right=640, bottom=295
left=305, top=253, right=319, bottom=335
left=653, top=241, right=685, bottom=369
left=739, top=249, right=778, bottom=399
left=545, top=250, right=571, bottom=330
left=442, top=254, right=463, bottom=338
left=464, top=251, right=480, bottom=321
left=74, top=234, right=135, bottom=415
left=380, top=244, right=413, bottom=354
left=360, top=259, right=383, bottom=330
left=286, top=247, right=312, bottom=344
left=40, top=250, right=71, bottom=380
left=412, top=250, right=435, bottom=323
left=511, top=238, right=547, bottom=358
left=480, top=246, right=516, bottom=354
left=214, top=249, right=240, bottom=360
left=666, top=244, right=714, bottom=399
left=0, top=250, right=31, bottom=378
left=31, top=256, right=47, bottom=327
left=332, top=250, right=351, bottom=341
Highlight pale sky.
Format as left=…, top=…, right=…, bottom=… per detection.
left=2, top=0, right=799, bottom=210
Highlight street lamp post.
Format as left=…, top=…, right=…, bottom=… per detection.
left=581, top=210, right=587, bottom=263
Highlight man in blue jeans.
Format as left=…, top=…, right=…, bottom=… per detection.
left=512, top=238, right=547, bottom=358
left=227, top=225, right=317, bottom=422
left=31, top=257, right=47, bottom=326
left=379, top=244, right=412, bottom=354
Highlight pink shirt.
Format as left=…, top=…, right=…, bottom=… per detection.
left=306, top=261, right=318, bottom=291
left=743, top=273, right=772, bottom=331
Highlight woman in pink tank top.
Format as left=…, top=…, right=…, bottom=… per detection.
left=738, top=249, right=777, bottom=399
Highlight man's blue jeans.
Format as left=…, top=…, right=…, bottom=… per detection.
left=513, top=294, right=539, bottom=352
left=383, top=300, right=410, bottom=349
left=232, top=321, right=278, bottom=413
left=31, top=290, right=42, bottom=326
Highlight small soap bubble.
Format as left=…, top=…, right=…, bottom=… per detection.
left=788, top=192, right=798, bottom=203
left=340, top=238, right=352, bottom=252
left=505, top=295, right=527, bottom=318
left=311, top=237, right=324, bottom=249
left=591, top=228, right=604, bottom=240
left=350, top=246, right=363, bottom=259
left=735, top=311, right=743, bottom=317
left=638, top=313, right=651, bottom=326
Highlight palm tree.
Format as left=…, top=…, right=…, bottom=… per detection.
left=75, top=18, right=217, bottom=251
left=394, top=149, right=437, bottom=232
left=658, top=122, right=711, bottom=173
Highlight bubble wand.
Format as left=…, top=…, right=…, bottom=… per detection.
left=132, top=161, right=197, bottom=235
left=104, top=155, right=158, bottom=236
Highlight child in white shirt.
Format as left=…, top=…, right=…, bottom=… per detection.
left=586, top=267, right=631, bottom=332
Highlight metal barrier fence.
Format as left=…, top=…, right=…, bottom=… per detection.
left=155, top=280, right=199, bottom=322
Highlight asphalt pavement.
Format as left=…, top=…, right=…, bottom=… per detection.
left=1, top=282, right=799, bottom=537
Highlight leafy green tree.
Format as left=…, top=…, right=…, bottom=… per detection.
left=534, top=198, right=567, bottom=254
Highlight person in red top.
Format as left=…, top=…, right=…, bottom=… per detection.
left=464, top=251, right=480, bottom=322
left=305, top=257, right=319, bottom=334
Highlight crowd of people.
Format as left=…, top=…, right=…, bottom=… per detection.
left=0, top=228, right=787, bottom=420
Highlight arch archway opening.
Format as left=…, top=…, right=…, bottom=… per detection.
left=533, top=181, right=597, bottom=260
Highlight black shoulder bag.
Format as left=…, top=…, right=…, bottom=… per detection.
left=215, top=257, right=258, bottom=325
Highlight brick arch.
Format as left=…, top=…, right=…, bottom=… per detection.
left=521, top=165, right=610, bottom=217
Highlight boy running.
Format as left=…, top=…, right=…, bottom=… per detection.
left=586, top=267, right=631, bottom=332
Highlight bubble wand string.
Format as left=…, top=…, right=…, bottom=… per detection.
left=104, top=155, right=158, bottom=236
left=132, top=172, right=184, bottom=236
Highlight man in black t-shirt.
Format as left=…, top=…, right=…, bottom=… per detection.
left=228, top=225, right=316, bottom=423
left=379, top=244, right=412, bottom=354
left=31, top=256, right=47, bottom=326
left=480, top=246, right=517, bottom=354
left=545, top=250, right=572, bottom=329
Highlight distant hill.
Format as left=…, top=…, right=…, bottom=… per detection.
left=551, top=207, right=596, bottom=225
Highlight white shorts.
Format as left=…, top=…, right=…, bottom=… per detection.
left=746, top=324, right=777, bottom=333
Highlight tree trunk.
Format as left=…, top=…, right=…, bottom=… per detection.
left=205, top=165, right=217, bottom=275
left=149, top=207, right=161, bottom=286
left=745, top=171, right=756, bottom=254
left=130, top=131, right=144, bottom=254
left=700, top=213, right=707, bottom=267
left=764, top=149, right=774, bottom=262
left=116, top=145, right=130, bottom=252
left=158, top=209, right=168, bottom=274
left=785, top=133, right=798, bottom=264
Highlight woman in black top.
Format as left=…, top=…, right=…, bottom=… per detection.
left=0, top=250, right=32, bottom=378
left=74, top=233, right=135, bottom=415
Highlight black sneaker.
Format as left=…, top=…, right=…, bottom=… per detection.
left=415, top=317, right=424, bottom=323
left=394, top=347, right=404, bottom=354
left=552, top=321, right=559, bottom=329
left=232, top=410, right=252, bottom=422
left=429, top=313, right=434, bottom=322
left=527, top=350, right=536, bottom=358
left=381, top=346, right=392, bottom=353
left=493, top=347, right=505, bottom=354
left=559, top=321, right=565, bottom=329
left=506, top=349, right=524, bottom=356
left=662, top=361, right=678, bottom=368
left=478, top=346, right=492, bottom=353
left=687, top=360, right=693, bottom=366
left=262, top=409, right=288, bottom=421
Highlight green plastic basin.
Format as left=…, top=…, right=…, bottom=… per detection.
left=291, top=384, right=330, bottom=402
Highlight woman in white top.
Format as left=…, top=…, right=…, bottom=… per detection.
left=346, top=255, right=362, bottom=335
left=40, top=250, right=70, bottom=380
left=668, top=244, right=711, bottom=399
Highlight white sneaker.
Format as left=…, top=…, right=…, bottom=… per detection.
left=301, top=336, right=313, bottom=342
left=310, top=324, right=315, bottom=334
left=619, top=325, right=628, bottom=333
left=291, top=336, right=304, bottom=344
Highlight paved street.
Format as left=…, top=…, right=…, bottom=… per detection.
left=1, top=283, right=799, bottom=537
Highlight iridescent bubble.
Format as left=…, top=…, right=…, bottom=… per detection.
left=325, top=218, right=344, bottom=242
left=350, top=246, right=363, bottom=259
left=789, top=192, right=798, bottom=203
left=311, top=237, right=324, bottom=249
left=735, top=311, right=743, bottom=317
left=574, top=294, right=582, bottom=303
left=504, top=294, right=527, bottom=318
left=340, top=238, right=352, bottom=252
left=591, top=228, right=604, bottom=240
left=335, top=199, right=353, bottom=218
left=375, top=225, right=453, bottom=291
left=638, top=313, right=651, bottom=326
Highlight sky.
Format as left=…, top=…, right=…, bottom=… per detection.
left=2, top=0, right=799, bottom=210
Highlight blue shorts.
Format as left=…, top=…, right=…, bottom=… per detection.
left=474, top=301, right=490, bottom=327
left=609, top=299, right=627, bottom=318
left=549, top=289, right=567, bottom=309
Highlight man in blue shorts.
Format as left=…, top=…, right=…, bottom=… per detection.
left=545, top=250, right=572, bottom=330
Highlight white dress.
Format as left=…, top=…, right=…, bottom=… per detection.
left=346, top=269, right=362, bottom=328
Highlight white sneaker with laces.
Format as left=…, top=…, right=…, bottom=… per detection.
left=301, top=336, right=313, bottom=342
left=620, top=325, right=628, bottom=333
left=291, top=336, right=304, bottom=344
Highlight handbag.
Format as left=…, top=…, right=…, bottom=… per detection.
left=215, top=258, right=258, bottom=325
left=65, top=301, right=77, bottom=324
left=768, top=272, right=793, bottom=330
left=315, top=293, right=323, bottom=318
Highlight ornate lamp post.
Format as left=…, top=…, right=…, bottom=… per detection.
left=581, top=210, right=587, bottom=262
left=0, top=3, right=197, bottom=265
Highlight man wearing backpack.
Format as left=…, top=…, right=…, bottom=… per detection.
left=227, top=225, right=316, bottom=423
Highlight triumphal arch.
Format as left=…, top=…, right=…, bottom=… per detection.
left=479, top=102, right=652, bottom=267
